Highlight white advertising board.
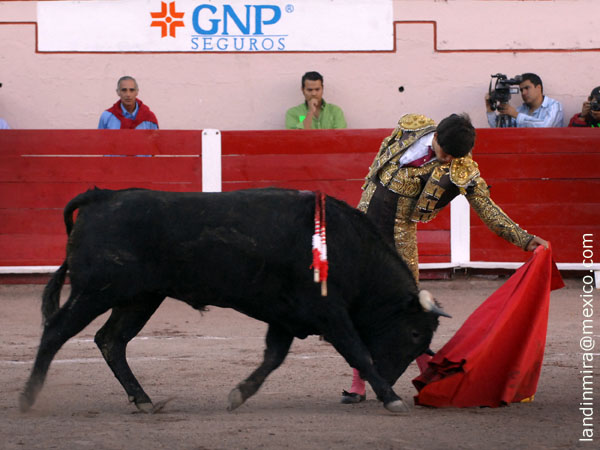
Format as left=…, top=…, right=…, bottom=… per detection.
left=37, top=0, right=393, bottom=52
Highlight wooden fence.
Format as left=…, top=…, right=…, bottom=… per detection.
left=0, top=127, right=598, bottom=280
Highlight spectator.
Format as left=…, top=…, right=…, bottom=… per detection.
left=98, top=76, right=158, bottom=129
left=285, top=71, right=346, bottom=130
left=485, top=73, right=563, bottom=128
left=0, top=82, right=9, bottom=129
left=568, top=86, right=600, bottom=128
left=340, top=113, right=548, bottom=404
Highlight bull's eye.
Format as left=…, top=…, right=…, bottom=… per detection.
left=411, top=330, right=421, bottom=340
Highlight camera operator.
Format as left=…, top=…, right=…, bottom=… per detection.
left=568, top=86, right=600, bottom=128
left=485, top=73, right=563, bottom=128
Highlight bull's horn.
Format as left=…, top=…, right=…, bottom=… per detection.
left=424, top=348, right=435, bottom=356
left=419, top=290, right=452, bottom=318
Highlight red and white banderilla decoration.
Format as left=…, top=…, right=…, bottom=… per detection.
left=311, top=191, right=328, bottom=296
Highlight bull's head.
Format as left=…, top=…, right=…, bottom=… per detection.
left=366, top=290, right=450, bottom=391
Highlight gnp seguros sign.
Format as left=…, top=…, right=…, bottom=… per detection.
left=37, top=0, right=393, bottom=52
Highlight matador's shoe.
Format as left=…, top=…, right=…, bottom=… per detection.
left=340, top=390, right=366, bottom=404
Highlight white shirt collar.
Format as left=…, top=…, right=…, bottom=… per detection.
left=399, top=132, right=434, bottom=166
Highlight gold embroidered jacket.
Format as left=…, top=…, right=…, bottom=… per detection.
left=359, top=114, right=534, bottom=250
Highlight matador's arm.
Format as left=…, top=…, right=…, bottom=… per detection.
left=465, top=176, right=535, bottom=250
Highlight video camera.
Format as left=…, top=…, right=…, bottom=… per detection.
left=488, top=74, right=522, bottom=111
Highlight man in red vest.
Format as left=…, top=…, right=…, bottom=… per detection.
left=98, top=76, right=159, bottom=129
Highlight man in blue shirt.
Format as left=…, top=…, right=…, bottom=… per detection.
left=0, top=82, right=10, bottom=129
left=98, top=76, right=159, bottom=129
left=485, top=73, right=563, bottom=128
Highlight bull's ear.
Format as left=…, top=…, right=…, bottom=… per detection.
left=419, top=290, right=452, bottom=318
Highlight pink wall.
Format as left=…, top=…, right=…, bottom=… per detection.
left=0, top=0, right=598, bottom=131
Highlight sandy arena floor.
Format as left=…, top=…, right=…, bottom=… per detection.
left=0, top=276, right=594, bottom=450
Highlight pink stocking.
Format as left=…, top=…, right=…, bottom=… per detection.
left=349, top=368, right=366, bottom=395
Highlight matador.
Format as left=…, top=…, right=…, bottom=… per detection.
left=341, top=113, right=548, bottom=405
left=358, top=113, right=546, bottom=283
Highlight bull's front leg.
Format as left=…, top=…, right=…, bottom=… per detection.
left=227, top=324, right=293, bottom=411
left=323, top=315, right=409, bottom=413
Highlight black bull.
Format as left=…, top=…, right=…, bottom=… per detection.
left=20, top=187, right=446, bottom=414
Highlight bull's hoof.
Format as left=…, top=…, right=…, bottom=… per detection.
left=227, top=388, right=245, bottom=411
left=384, top=399, right=410, bottom=413
left=135, top=402, right=154, bottom=414
left=18, top=393, right=33, bottom=413
left=133, top=396, right=174, bottom=414
left=150, top=397, right=174, bottom=413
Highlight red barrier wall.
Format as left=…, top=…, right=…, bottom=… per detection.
left=0, top=128, right=598, bottom=269
left=220, top=129, right=451, bottom=263
left=0, top=130, right=203, bottom=266
left=471, top=128, right=599, bottom=263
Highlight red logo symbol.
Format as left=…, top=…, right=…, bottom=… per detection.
left=150, top=1, right=185, bottom=38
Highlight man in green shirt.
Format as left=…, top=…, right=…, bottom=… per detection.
left=285, top=71, right=347, bottom=129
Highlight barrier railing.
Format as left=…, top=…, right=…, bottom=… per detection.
left=1, top=128, right=598, bottom=283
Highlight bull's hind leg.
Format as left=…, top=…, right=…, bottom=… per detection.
left=20, top=292, right=110, bottom=412
left=93, top=295, right=164, bottom=413
left=228, top=324, right=293, bottom=411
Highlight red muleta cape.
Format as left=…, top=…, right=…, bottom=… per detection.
left=413, top=244, right=564, bottom=408
left=107, top=99, right=159, bottom=129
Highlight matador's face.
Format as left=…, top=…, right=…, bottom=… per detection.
left=432, top=134, right=454, bottom=164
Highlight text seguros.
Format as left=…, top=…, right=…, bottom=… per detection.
left=190, top=4, right=286, bottom=51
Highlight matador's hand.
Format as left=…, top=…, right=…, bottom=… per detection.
left=526, top=236, right=549, bottom=252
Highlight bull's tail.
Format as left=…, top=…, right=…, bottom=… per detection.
left=42, top=188, right=118, bottom=323
left=41, top=261, right=68, bottom=323
left=63, top=187, right=117, bottom=235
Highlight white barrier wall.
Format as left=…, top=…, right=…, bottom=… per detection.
left=0, top=0, right=598, bottom=130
